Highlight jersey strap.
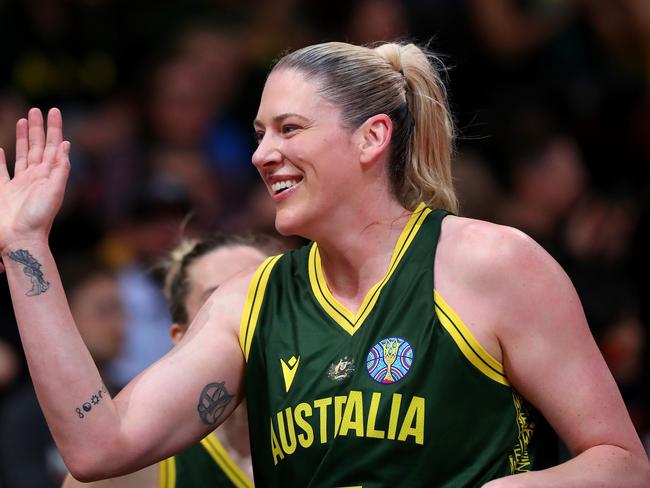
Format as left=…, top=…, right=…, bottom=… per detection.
left=239, top=254, right=283, bottom=361
left=200, top=434, right=254, bottom=488
left=159, top=456, right=176, bottom=488
left=434, top=290, right=510, bottom=386
left=159, top=434, right=253, bottom=488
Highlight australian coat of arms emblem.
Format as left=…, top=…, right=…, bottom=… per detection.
left=327, top=356, right=356, bottom=382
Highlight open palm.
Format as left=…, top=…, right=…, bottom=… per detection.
left=0, top=108, right=70, bottom=257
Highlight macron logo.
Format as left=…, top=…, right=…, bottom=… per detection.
left=280, top=355, right=300, bottom=392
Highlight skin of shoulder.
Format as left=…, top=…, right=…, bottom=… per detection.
left=435, top=216, right=646, bottom=460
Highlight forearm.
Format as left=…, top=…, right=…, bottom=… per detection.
left=3, top=239, right=121, bottom=478
left=485, top=445, right=650, bottom=488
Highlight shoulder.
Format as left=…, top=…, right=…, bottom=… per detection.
left=184, top=262, right=269, bottom=344
left=436, top=216, right=579, bottom=341
left=438, top=215, right=560, bottom=289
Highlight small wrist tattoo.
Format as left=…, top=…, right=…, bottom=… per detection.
left=8, top=249, right=50, bottom=296
left=75, top=385, right=108, bottom=420
left=197, top=381, right=234, bottom=426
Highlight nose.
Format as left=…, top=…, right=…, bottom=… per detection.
left=252, top=132, right=282, bottom=170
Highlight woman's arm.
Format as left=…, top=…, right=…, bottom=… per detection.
left=4, top=240, right=251, bottom=481
left=62, top=465, right=158, bottom=488
left=0, top=109, right=249, bottom=481
left=437, top=217, right=650, bottom=488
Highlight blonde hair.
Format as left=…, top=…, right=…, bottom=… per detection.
left=272, top=41, right=458, bottom=213
left=161, top=234, right=279, bottom=325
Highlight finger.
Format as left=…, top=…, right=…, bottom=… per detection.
left=51, top=141, right=71, bottom=187
left=27, top=108, right=45, bottom=167
left=14, top=118, right=28, bottom=173
left=55, top=140, right=71, bottom=165
left=0, top=148, right=9, bottom=183
left=53, top=140, right=71, bottom=174
left=43, top=108, right=63, bottom=166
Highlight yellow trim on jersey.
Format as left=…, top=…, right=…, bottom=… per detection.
left=200, top=433, right=254, bottom=488
left=309, top=203, right=431, bottom=336
left=159, top=456, right=176, bottom=488
left=239, top=255, right=283, bottom=361
left=434, top=291, right=510, bottom=386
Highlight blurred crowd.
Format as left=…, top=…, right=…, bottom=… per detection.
left=0, top=0, right=649, bottom=486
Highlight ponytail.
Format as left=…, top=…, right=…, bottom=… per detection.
left=273, top=41, right=458, bottom=213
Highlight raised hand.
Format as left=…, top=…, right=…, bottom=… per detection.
left=0, top=108, right=70, bottom=254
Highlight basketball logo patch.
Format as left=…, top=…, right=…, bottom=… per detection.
left=366, top=337, right=413, bottom=384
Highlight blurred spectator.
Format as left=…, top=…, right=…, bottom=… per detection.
left=0, top=339, right=20, bottom=392
left=0, top=92, right=28, bottom=168
left=452, top=149, right=504, bottom=221
left=100, top=189, right=198, bottom=387
left=65, top=95, right=142, bottom=228
left=346, top=0, right=409, bottom=45
left=147, top=147, right=221, bottom=231
left=468, top=0, right=574, bottom=61
left=144, top=47, right=252, bottom=225
left=498, top=131, right=587, bottom=247
left=0, top=0, right=124, bottom=105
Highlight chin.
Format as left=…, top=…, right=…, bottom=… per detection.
left=274, top=215, right=299, bottom=237
left=274, top=206, right=309, bottom=238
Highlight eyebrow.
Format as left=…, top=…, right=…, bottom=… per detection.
left=253, top=113, right=309, bottom=129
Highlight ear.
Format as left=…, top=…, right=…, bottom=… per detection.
left=356, top=114, right=392, bottom=166
left=169, top=323, right=186, bottom=345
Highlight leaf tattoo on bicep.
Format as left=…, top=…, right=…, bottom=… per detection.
left=197, top=382, right=234, bottom=426
left=9, top=249, right=50, bottom=296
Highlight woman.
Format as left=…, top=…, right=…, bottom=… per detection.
left=61, top=235, right=269, bottom=487
left=0, top=41, right=648, bottom=487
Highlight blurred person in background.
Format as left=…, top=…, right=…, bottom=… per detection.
left=345, top=0, right=409, bottom=46
left=63, top=234, right=276, bottom=487
left=99, top=189, right=195, bottom=389
left=144, top=22, right=255, bottom=225
left=0, top=339, right=19, bottom=392
left=0, top=252, right=124, bottom=488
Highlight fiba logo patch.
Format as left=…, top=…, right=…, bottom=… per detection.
left=366, top=337, right=414, bottom=384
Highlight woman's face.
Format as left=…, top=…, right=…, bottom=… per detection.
left=173, top=245, right=267, bottom=343
left=252, top=69, right=361, bottom=238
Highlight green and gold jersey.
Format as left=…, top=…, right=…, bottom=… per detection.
left=240, top=204, right=556, bottom=487
left=159, top=433, right=253, bottom=488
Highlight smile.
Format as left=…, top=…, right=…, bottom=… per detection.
left=271, top=178, right=302, bottom=194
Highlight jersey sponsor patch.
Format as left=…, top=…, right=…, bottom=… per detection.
left=280, top=355, right=300, bottom=392
left=366, top=337, right=413, bottom=384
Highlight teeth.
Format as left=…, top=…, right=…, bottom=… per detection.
left=271, top=179, right=300, bottom=193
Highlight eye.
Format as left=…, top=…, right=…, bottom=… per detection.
left=281, top=124, right=299, bottom=135
left=254, top=131, right=265, bottom=145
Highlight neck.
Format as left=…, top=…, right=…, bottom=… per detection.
left=315, top=199, right=412, bottom=311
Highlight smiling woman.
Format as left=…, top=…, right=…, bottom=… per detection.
left=0, top=40, right=649, bottom=488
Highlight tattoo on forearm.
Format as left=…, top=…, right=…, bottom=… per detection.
left=8, top=249, right=50, bottom=296
left=75, top=385, right=108, bottom=419
left=197, top=382, right=234, bottom=426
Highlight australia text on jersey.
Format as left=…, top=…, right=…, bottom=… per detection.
left=270, top=390, right=425, bottom=465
